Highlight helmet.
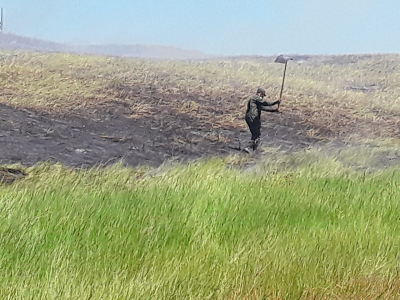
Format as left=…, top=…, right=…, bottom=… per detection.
left=257, top=87, right=266, bottom=96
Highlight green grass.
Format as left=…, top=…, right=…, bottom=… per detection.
left=1, top=159, right=399, bottom=299
left=1, top=50, right=400, bottom=298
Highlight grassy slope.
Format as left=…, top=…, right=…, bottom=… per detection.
left=0, top=51, right=399, bottom=138
left=0, top=160, right=399, bottom=299
left=1, top=51, right=400, bottom=299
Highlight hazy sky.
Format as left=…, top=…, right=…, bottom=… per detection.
left=2, top=0, right=399, bottom=56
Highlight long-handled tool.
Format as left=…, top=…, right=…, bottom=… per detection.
left=274, top=55, right=293, bottom=109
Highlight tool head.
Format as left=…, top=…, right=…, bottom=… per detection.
left=275, top=55, right=293, bottom=64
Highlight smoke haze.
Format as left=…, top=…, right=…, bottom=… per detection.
left=1, top=0, right=399, bottom=56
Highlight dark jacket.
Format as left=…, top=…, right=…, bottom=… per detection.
left=245, top=95, right=279, bottom=122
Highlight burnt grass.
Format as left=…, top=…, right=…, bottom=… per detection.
left=0, top=101, right=327, bottom=169
left=1, top=52, right=400, bottom=171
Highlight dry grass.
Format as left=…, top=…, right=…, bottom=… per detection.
left=1, top=51, right=400, bottom=299
left=1, top=51, right=399, bottom=141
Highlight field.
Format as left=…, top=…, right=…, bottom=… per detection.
left=0, top=50, right=400, bottom=299
left=0, top=52, right=399, bottom=167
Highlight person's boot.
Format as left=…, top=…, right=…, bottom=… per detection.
left=243, top=140, right=255, bottom=153
left=252, top=138, right=261, bottom=151
left=243, top=147, right=252, bottom=154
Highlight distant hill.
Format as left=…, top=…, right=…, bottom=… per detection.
left=0, top=32, right=209, bottom=60
left=0, top=32, right=65, bottom=52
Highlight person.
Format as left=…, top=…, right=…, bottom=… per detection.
left=244, top=87, right=280, bottom=153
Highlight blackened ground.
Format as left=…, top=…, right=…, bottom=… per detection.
left=0, top=102, right=328, bottom=168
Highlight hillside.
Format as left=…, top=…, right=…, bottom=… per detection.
left=0, top=51, right=399, bottom=168
left=0, top=32, right=65, bottom=52
left=0, top=32, right=209, bottom=59
left=1, top=44, right=400, bottom=299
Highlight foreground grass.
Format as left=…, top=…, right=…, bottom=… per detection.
left=0, top=158, right=399, bottom=299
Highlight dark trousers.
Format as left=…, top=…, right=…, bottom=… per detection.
left=245, top=117, right=261, bottom=150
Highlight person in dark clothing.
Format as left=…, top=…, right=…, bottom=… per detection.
left=244, top=88, right=280, bottom=153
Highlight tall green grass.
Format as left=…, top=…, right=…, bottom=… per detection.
left=0, top=159, right=399, bottom=299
